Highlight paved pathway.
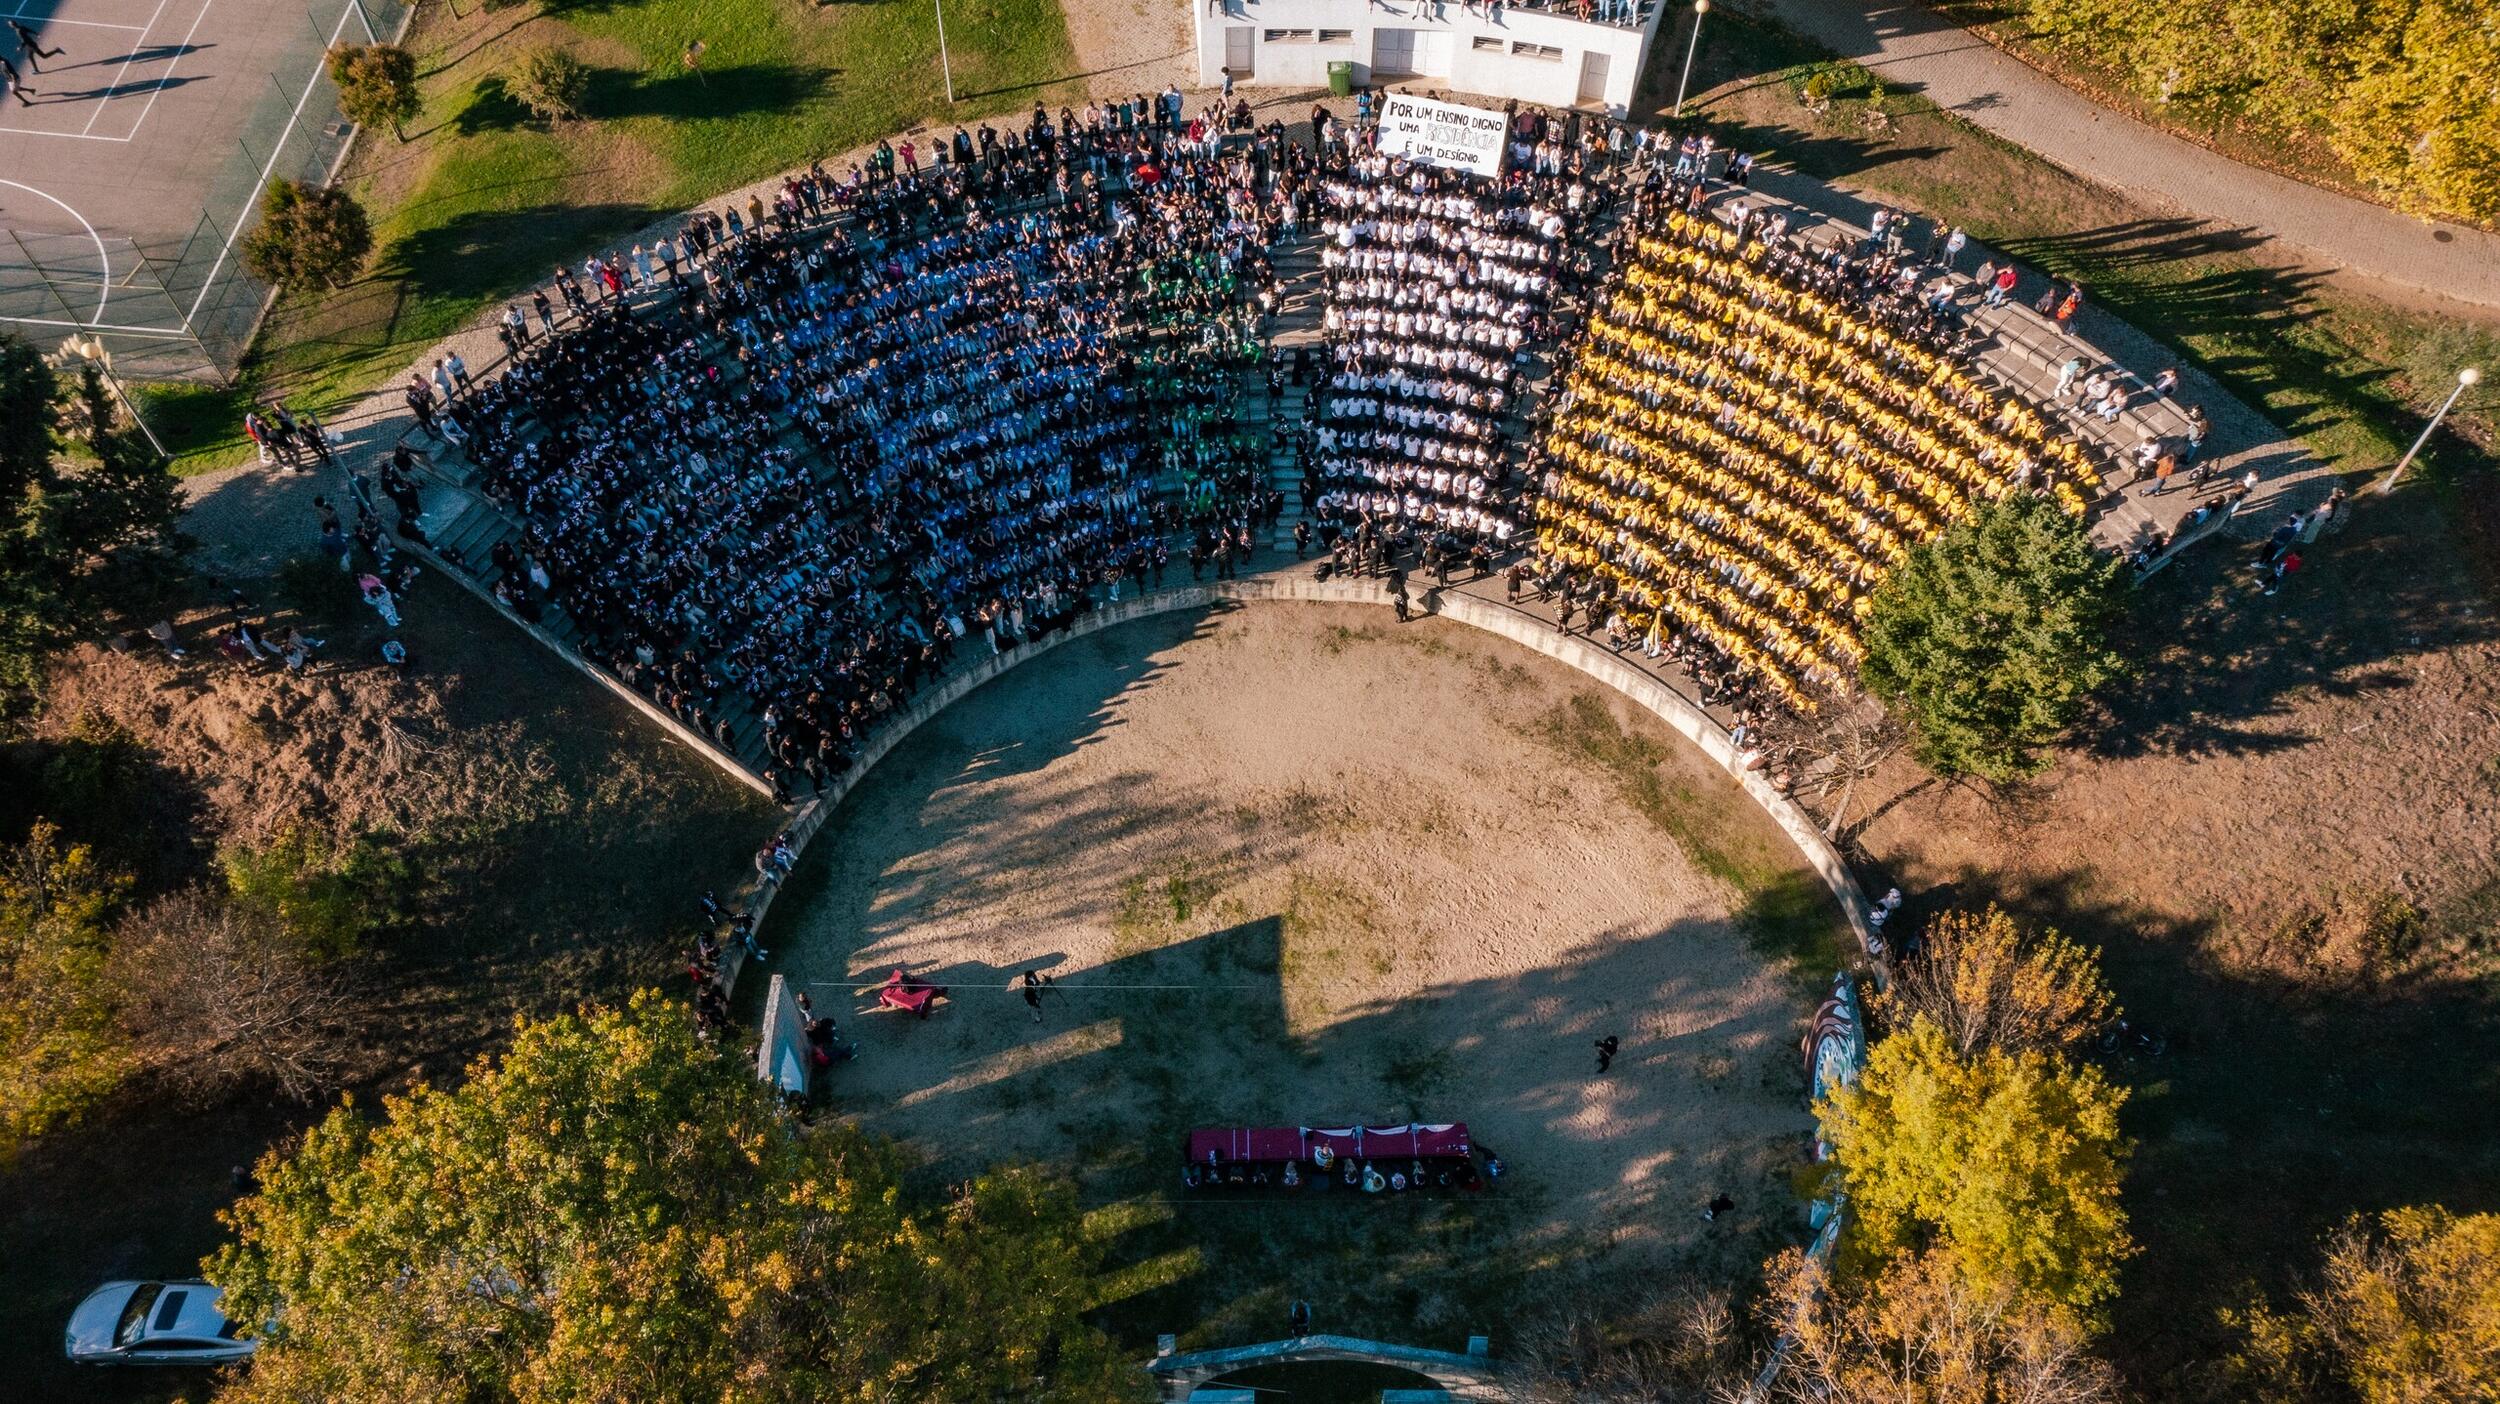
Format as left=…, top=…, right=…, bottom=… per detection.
left=1745, top=0, right=2500, bottom=311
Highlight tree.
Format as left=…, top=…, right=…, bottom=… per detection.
left=241, top=180, right=372, bottom=290
left=2228, top=1207, right=2500, bottom=1403
left=0, top=334, right=189, bottom=715
left=208, top=992, right=1145, bottom=1404
left=219, top=825, right=413, bottom=963
left=509, top=47, right=589, bottom=124
left=1859, top=492, right=2127, bottom=783
left=1872, top=905, right=2116, bottom=1058
left=1759, top=1246, right=2121, bottom=1404
left=0, top=823, right=133, bottom=1159
left=1507, top=1283, right=1750, bottom=1402
left=113, top=891, right=352, bottom=1102
left=1822, top=1019, right=2132, bottom=1323
left=326, top=43, right=421, bottom=142
left=1756, top=694, right=1908, bottom=840
left=2327, top=0, right=2500, bottom=224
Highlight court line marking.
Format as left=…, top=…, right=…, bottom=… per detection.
left=79, top=0, right=175, bottom=136
left=113, top=0, right=217, bottom=142
left=3, top=16, right=151, bottom=29
left=183, top=0, right=358, bottom=326
left=0, top=123, right=134, bottom=140
left=0, top=312, right=195, bottom=336
left=0, top=176, right=112, bottom=322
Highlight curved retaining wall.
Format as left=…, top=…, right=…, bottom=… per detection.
left=716, top=575, right=1878, bottom=997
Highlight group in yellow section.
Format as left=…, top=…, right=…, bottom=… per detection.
left=1530, top=205, right=2102, bottom=710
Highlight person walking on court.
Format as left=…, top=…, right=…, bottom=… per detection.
left=1, top=56, right=32, bottom=106
left=1594, top=1035, right=1619, bottom=1074
left=8, top=20, right=62, bottom=72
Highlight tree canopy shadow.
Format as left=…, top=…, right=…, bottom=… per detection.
left=582, top=63, right=839, bottom=124
left=384, top=201, right=661, bottom=307
left=2083, top=483, right=2493, bottom=759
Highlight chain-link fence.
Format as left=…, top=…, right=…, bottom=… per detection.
left=0, top=0, right=413, bottom=381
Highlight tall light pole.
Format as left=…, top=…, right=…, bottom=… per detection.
left=1672, top=0, right=1711, bottom=119
left=2374, top=365, right=2483, bottom=495
left=933, top=0, right=956, bottom=104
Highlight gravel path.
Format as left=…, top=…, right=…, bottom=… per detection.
left=1746, top=0, right=2500, bottom=311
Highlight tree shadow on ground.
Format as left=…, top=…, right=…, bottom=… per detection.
left=451, top=74, right=532, bottom=137
left=2083, top=483, right=2493, bottom=759
left=385, top=201, right=660, bottom=309
left=582, top=64, right=839, bottom=125
left=1901, top=862, right=2500, bottom=1394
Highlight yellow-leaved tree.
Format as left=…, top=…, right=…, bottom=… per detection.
left=1871, top=905, right=2117, bottom=1058
left=2229, top=1206, right=2500, bottom=1402
left=2328, top=0, right=2500, bottom=224
left=1822, top=1019, right=2133, bottom=1325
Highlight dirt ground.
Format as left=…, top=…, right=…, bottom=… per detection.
left=776, top=603, right=1835, bottom=1343
left=1056, top=0, right=1194, bottom=101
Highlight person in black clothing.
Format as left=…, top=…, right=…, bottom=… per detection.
left=1594, top=1035, right=1619, bottom=1074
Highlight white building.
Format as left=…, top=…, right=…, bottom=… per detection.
left=1191, top=0, right=1669, bottom=117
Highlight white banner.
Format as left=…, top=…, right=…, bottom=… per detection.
left=1374, top=94, right=1509, bottom=178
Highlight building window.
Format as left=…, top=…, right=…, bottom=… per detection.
left=1472, top=36, right=1504, bottom=50
left=1317, top=27, right=1354, bottom=40
left=1264, top=28, right=1314, bottom=41
left=1511, top=40, right=1564, bottom=60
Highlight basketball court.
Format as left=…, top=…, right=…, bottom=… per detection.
left=0, top=0, right=403, bottom=375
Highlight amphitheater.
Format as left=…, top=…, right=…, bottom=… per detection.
left=282, top=94, right=2329, bottom=1400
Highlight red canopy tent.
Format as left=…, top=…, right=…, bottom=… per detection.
left=1183, top=1122, right=1473, bottom=1167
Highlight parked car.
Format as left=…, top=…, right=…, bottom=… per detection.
left=63, top=1280, right=257, bottom=1365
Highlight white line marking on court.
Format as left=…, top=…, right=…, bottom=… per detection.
left=79, top=0, right=175, bottom=136
left=115, top=0, right=215, bottom=143
left=0, top=124, right=133, bottom=139
left=3, top=16, right=152, bottom=29
left=0, top=176, right=112, bottom=322
left=0, top=312, right=196, bottom=336
left=183, top=0, right=358, bottom=327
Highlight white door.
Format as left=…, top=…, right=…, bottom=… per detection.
left=1225, top=26, right=1253, bottom=77
left=1577, top=49, right=1611, bottom=104
left=1413, top=30, right=1454, bottom=77
left=1372, top=27, right=1416, bottom=75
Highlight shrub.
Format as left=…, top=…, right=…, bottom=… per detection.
left=219, top=826, right=413, bottom=962
left=326, top=43, right=420, bottom=141
left=241, top=180, right=373, bottom=290
left=509, top=47, right=590, bottom=124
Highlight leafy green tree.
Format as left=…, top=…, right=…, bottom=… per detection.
left=326, top=43, right=421, bottom=141
left=0, top=335, right=189, bottom=714
left=242, top=180, right=373, bottom=290
left=219, top=826, right=413, bottom=962
left=209, top=992, right=1145, bottom=1404
left=0, top=823, right=133, bottom=1158
left=1822, top=1019, right=2133, bottom=1325
left=2228, top=1206, right=2500, bottom=1403
left=1859, top=491, right=2126, bottom=782
left=509, top=47, right=590, bottom=124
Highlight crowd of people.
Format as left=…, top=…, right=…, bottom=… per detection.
left=1307, top=108, right=1620, bottom=566
left=448, top=101, right=1324, bottom=799
left=1527, top=182, right=2106, bottom=710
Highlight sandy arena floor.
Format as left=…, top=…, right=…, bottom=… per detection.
left=777, top=603, right=1826, bottom=1324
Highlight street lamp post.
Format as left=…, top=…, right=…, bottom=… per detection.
left=2374, top=365, right=2484, bottom=495
left=61, top=336, right=168, bottom=460
left=933, top=0, right=955, bottom=104
left=1672, top=0, right=1711, bottom=119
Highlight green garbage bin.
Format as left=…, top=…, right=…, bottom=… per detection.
left=1327, top=60, right=1354, bottom=97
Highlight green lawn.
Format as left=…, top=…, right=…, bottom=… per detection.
left=147, top=0, right=1082, bottom=473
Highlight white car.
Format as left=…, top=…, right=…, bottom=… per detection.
left=63, top=1279, right=258, bottom=1366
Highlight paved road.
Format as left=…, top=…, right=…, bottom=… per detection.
left=1747, top=0, right=2500, bottom=311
